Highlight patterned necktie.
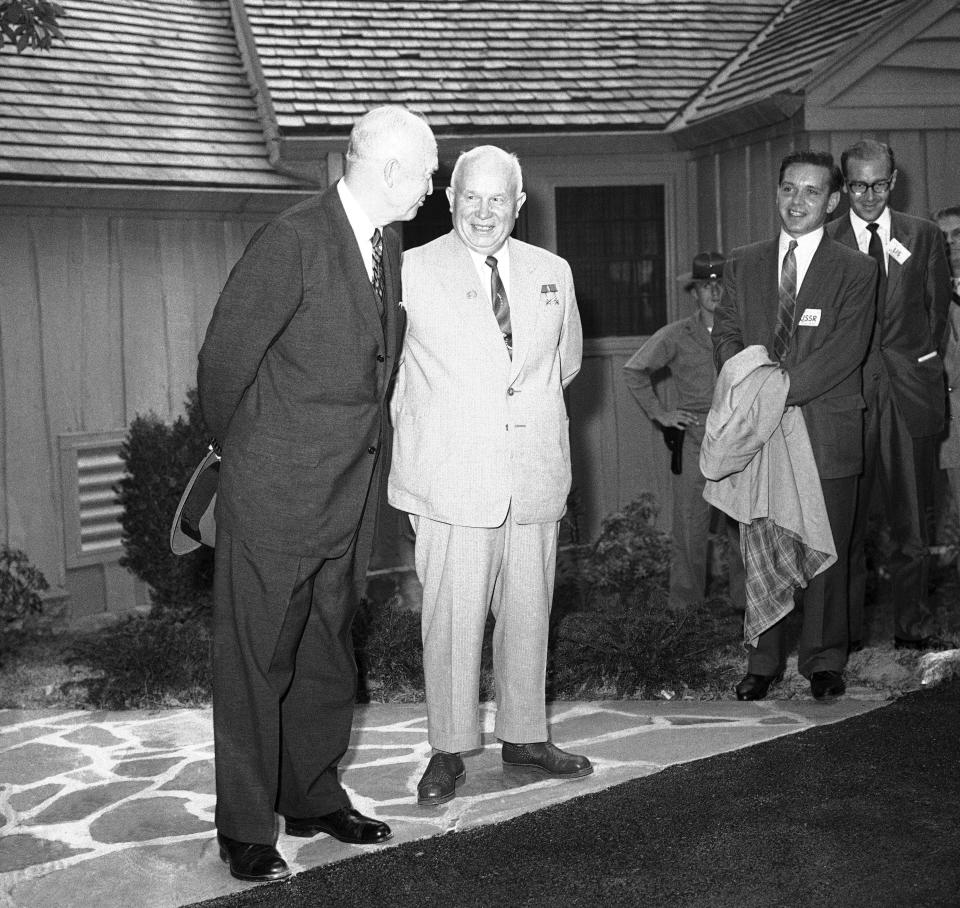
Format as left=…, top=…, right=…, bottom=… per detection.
left=866, top=222, right=887, bottom=311
left=371, top=228, right=384, bottom=315
left=773, top=239, right=798, bottom=363
left=486, top=255, right=512, bottom=357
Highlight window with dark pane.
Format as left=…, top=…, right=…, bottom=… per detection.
left=555, top=185, right=666, bottom=338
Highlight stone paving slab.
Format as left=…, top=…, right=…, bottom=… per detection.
left=0, top=696, right=886, bottom=908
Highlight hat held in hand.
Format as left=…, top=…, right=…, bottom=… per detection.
left=169, top=447, right=220, bottom=554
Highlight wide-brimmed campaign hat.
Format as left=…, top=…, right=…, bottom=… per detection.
left=677, top=251, right=724, bottom=290
left=169, top=447, right=220, bottom=555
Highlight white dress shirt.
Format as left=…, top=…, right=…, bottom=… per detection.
left=469, top=241, right=512, bottom=304
left=779, top=226, right=823, bottom=292
left=849, top=206, right=891, bottom=274
left=337, top=179, right=379, bottom=282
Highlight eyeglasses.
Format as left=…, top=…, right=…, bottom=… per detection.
left=847, top=179, right=892, bottom=196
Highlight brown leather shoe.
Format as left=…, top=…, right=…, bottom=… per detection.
left=284, top=807, right=392, bottom=844
left=417, top=751, right=465, bottom=806
left=217, top=832, right=290, bottom=882
left=501, top=741, right=593, bottom=778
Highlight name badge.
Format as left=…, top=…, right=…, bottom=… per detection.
left=799, top=308, right=821, bottom=327
left=888, top=238, right=911, bottom=265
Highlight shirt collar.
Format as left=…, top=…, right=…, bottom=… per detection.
left=849, top=205, right=891, bottom=238
left=468, top=240, right=511, bottom=290
left=337, top=178, right=379, bottom=254
left=779, top=226, right=823, bottom=255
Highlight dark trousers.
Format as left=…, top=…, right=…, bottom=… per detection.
left=747, top=475, right=857, bottom=678
left=212, top=527, right=359, bottom=844
left=848, top=385, right=937, bottom=643
left=668, top=428, right=746, bottom=611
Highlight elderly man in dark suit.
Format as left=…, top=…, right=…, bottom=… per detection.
left=713, top=150, right=877, bottom=702
left=827, top=140, right=952, bottom=652
left=198, top=106, right=437, bottom=882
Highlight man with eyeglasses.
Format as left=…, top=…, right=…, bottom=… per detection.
left=827, top=140, right=953, bottom=652
left=623, top=252, right=745, bottom=614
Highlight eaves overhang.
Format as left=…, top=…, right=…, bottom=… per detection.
left=670, top=92, right=805, bottom=151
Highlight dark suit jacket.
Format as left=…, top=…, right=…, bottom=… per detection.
left=713, top=233, right=877, bottom=479
left=826, top=210, right=951, bottom=437
left=198, top=186, right=405, bottom=558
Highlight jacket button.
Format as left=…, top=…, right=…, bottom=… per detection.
left=377, top=354, right=385, bottom=362
left=507, top=388, right=515, bottom=396
left=367, top=446, right=377, bottom=455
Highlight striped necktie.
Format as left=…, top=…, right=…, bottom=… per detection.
left=773, top=239, right=798, bottom=363
left=371, top=228, right=384, bottom=315
left=486, top=255, right=512, bottom=357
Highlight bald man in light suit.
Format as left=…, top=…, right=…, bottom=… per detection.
left=389, top=146, right=592, bottom=806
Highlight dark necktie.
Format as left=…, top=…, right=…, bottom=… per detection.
left=486, top=255, right=512, bottom=357
left=371, top=228, right=384, bottom=315
left=866, top=222, right=887, bottom=311
left=773, top=239, right=798, bottom=363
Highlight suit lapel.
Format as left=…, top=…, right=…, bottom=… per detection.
left=438, top=232, right=512, bottom=368
left=885, top=210, right=909, bottom=303
left=323, top=188, right=385, bottom=349
left=506, top=240, right=542, bottom=381
left=382, top=230, right=403, bottom=363
left=796, top=234, right=833, bottom=312
left=757, top=239, right=779, bottom=347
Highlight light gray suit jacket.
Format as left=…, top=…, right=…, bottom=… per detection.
left=388, top=231, right=582, bottom=527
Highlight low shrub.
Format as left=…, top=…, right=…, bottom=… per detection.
left=548, top=587, right=742, bottom=699
left=0, top=544, right=49, bottom=658
left=353, top=597, right=425, bottom=702
left=116, top=387, right=214, bottom=618
left=68, top=612, right=212, bottom=709
left=573, top=492, right=672, bottom=594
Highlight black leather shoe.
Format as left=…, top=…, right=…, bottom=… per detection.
left=810, top=670, right=845, bottom=700
left=501, top=741, right=593, bottom=778
left=217, top=832, right=290, bottom=882
left=894, top=635, right=955, bottom=652
left=735, top=672, right=783, bottom=701
left=284, top=807, right=392, bottom=844
left=417, top=751, right=465, bottom=806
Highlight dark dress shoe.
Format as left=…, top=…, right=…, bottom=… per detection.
left=501, top=741, right=593, bottom=778
left=894, top=635, right=954, bottom=652
left=217, top=832, right=290, bottom=882
left=417, top=751, right=465, bottom=806
left=284, top=807, right=392, bottom=844
left=735, top=672, right=783, bottom=701
left=810, top=670, right=845, bottom=700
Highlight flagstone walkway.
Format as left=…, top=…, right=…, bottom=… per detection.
left=1, top=694, right=887, bottom=908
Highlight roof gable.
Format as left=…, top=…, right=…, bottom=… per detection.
left=680, top=0, right=914, bottom=126
left=0, top=0, right=303, bottom=186
left=805, top=0, right=960, bottom=129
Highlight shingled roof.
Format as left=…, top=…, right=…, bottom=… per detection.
left=242, top=0, right=785, bottom=134
left=681, top=0, right=915, bottom=125
left=0, top=0, right=937, bottom=186
left=0, top=0, right=302, bottom=186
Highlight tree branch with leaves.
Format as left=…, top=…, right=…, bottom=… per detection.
left=0, top=0, right=64, bottom=53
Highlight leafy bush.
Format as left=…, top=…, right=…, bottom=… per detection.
left=68, top=613, right=212, bottom=709
left=116, top=388, right=214, bottom=618
left=570, top=492, right=672, bottom=595
left=0, top=544, right=49, bottom=631
left=353, top=598, right=424, bottom=702
left=547, top=588, right=741, bottom=699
